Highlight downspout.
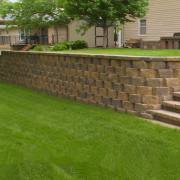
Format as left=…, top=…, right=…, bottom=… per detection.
left=122, top=24, right=125, bottom=47
left=67, top=24, right=69, bottom=41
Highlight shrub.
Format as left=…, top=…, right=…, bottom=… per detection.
left=32, top=45, right=51, bottom=51
left=32, top=45, right=44, bottom=51
left=51, top=40, right=88, bottom=51
left=52, top=43, right=68, bottom=51
left=70, top=40, right=88, bottom=50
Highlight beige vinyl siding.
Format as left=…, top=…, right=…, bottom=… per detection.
left=48, top=26, right=68, bottom=44
left=124, top=0, right=180, bottom=42
left=0, top=29, right=19, bottom=36
left=0, top=29, right=19, bottom=46
left=68, top=21, right=115, bottom=48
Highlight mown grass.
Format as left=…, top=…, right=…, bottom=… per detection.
left=62, top=48, right=180, bottom=56
left=0, top=82, right=180, bottom=180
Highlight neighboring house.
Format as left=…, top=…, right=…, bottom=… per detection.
left=123, top=0, right=180, bottom=49
left=0, top=19, right=115, bottom=49
left=0, top=18, right=18, bottom=49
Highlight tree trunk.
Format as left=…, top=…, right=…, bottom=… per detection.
left=103, top=26, right=108, bottom=48
left=55, top=26, right=59, bottom=43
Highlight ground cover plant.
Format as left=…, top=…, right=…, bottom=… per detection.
left=0, top=82, right=180, bottom=179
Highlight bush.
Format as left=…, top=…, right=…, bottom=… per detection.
left=32, top=45, right=44, bottom=51
left=70, top=40, right=88, bottom=50
left=51, top=43, right=68, bottom=51
left=32, top=45, right=51, bottom=51
left=51, top=40, right=88, bottom=51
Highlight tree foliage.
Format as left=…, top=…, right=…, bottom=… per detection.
left=0, top=0, right=70, bottom=29
left=65, top=0, right=149, bottom=47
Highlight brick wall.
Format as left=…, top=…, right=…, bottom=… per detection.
left=0, top=51, right=180, bottom=118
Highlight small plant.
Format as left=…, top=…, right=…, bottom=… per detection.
left=51, top=40, right=88, bottom=51
left=52, top=43, right=68, bottom=51
left=32, top=45, right=44, bottom=51
left=32, top=45, right=52, bottom=51
left=71, top=40, right=88, bottom=50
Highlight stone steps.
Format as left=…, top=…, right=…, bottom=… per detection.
left=150, top=92, right=180, bottom=126
left=173, top=92, right=180, bottom=101
left=163, top=100, right=180, bottom=113
left=150, top=109, right=180, bottom=126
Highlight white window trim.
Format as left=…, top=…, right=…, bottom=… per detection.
left=138, top=19, right=147, bottom=36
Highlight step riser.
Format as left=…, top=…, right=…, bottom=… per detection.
left=173, top=96, right=180, bottom=101
left=162, top=106, right=180, bottom=113
left=150, top=92, right=180, bottom=127
left=153, top=115, right=180, bottom=127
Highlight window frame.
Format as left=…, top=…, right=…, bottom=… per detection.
left=139, top=19, right=147, bottom=36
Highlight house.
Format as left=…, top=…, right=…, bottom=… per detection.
left=123, top=0, right=180, bottom=49
left=0, top=19, right=115, bottom=49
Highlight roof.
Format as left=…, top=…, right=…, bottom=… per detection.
left=0, top=24, right=17, bottom=29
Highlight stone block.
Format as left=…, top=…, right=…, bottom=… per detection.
left=150, top=62, right=166, bottom=69
left=140, top=113, right=153, bottom=119
left=102, top=97, right=112, bottom=106
left=97, top=65, right=105, bottom=72
left=88, top=64, right=97, bottom=71
left=112, top=82, right=122, bottom=91
left=118, top=92, right=129, bottom=101
left=100, top=59, right=110, bottom=66
left=142, top=95, right=160, bottom=104
left=168, top=62, right=180, bottom=69
left=122, top=101, right=134, bottom=111
left=99, top=73, right=106, bottom=81
left=153, top=87, right=169, bottom=96
left=133, top=61, right=148, bottom=69
left=87, top=78, right=96, bottom=86
left=99, top=88, right=107, bottom=96
left=91, top=86, right=98, bottom=94
left=146, top=78, right=164, bottom=87
left=129, top=94, right=142, bottom=103
left=121, top=61, right=132, bottom=68
left=136, top=86, right=153, bottom=95
left=111, top=60, right=120, bottom=67
left=91, top=72, right=99, bottom=79
left=96, top=80, right=104, bottom=88
left=112, top=99, right=122, bottom=108
left=105, top=66, right=115, bottom=73
left=124, top=84, right=136, bottom=94
left=165, top=78, right=180, bottom=87
left=131, top=77, right=145, bottom=86
left=119, top=76, right=131, bottom=84
left=116, top=67, right=126, bottom=76
left=126, top=68, right=139, bottom=77
left=107, top=73, right=118, bottom=81
left=108, top=89, right=117, bottom=98
left=104, top=81, right=112, bottom=89
left=135, top=103, right=148, bottom=113
left=140, top=69, right=156, bottom=78
left=158, top=69, right=173, bottom=78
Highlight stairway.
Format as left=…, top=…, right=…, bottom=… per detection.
left=150, top=92, right=180, bottom=126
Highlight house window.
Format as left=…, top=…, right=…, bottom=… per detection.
left=19, top=29, right=26, bottom=41
left=140, top=19, right=147, bottom=35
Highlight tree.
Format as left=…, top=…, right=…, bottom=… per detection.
left=65, top=0, right=148, bottom=48
left=0, top=0, right=70, bottom=30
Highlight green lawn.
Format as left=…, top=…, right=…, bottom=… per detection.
left=61, top=48, right=180, bottom=56
left=0, top=82, right=180, bottom=180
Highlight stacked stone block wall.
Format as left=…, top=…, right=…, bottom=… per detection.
left=0, top=51, right=180, bottom=118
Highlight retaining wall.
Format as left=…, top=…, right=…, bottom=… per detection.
left=0, top=51, right=180, bottom=118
